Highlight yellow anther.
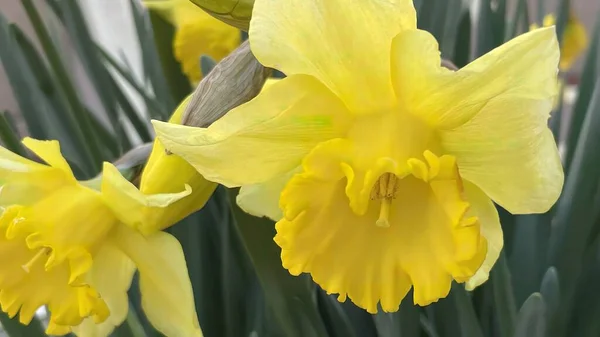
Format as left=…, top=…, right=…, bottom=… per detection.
left=22, top=247, right=50, bottom=273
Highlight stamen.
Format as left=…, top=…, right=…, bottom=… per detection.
left=371, top=173, right=399, bottom=228
left=22, top=247, right=50, bottom=273
left=376, top=198, right=392, bottom=227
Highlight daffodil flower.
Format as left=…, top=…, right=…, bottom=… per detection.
left=0, top=136, right=204, bottom=335
left=144, top=0, right=241, bottom=83
left=153, top=0, right=564, bottom=312
left=531, top=12, right=588, bottom=71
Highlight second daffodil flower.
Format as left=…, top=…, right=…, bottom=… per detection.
left=153, top=0, right=564, bottom=312
left=0, top=123, right=208, bottom=335
left=144, top=0, right=241, bottom=83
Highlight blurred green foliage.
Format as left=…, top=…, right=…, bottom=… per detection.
left=0, top=0, right=599, bottom=336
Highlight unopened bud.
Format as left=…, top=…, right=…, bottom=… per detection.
left=189, top=0, right=253, bottom=31
left=181, top=40, right=271, bottom=127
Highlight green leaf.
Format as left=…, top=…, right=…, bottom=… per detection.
left=148, top=11, right=192, bottom=105
left=104, top=69, right=153, bottom=143
left=129, top=0, right=175, bottom=117
left=508, top=214, right=551, bottom=307
left=316, top=292, right=358, bottom=337
left=452, top=10, right=471, bottom=67
left=373, top=294, right=421, bottom=337
left=452, top=284, right=485, bottom=337
left=228, top=188, right=329, bottom=337
left=563, top=16, right=600, bottom=170
left=51, top=0, right=127, bottom=154
left=548, top=79, right=600, bottom=336
left=0, top=13, right=48, bottom=140
left=98, top=46, right=169, bottom=120
left=0, top=311, right=46, bottom=337
left=492, top=253, right=518, bottom=337
left=513, top=293, right=546, bottom=337
left=506, top=0, right=530, bottom=41
left=21, top=0, right=104, bottom=173
left=539, top=267, right=560, bottom=325
left=554, top=0, right=571, bottom=46
left=0, top=111, right=26, bottom=156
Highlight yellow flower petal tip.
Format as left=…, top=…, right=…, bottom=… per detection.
left=0, top=139, right=203, bottom=335
left=155, top=0, right=562, bottom=312
left=530, top=12, right=588, bottom=71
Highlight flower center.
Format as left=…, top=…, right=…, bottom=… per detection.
left=370, top=172, right=399, bottom=227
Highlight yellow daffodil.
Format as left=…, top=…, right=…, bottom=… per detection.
left=0, top=138, right=203, bottom=336
left=530, top=12, right=588, bottom=71
left=153, top=0, right=563, bottom=313
left=144, top=0, right=241, bottom=83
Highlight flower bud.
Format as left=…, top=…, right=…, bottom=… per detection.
left=181, top=39, right=271, bottom=127
left=189, top=0, right=253, bottom=31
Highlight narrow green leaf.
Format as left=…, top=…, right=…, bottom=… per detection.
left=452, top=10, right=471, bottom=67
left=452, top=284, right=485, bottom=337
left=439, top=0, right=464, bottom=59
left=548, top=79, right=600, bottom=336
left=0, top=13, right=48, bottom=140
left=509, top=214, right=551, bottom=307
left=506, top=0, right=530, bottom=41
left=101, top=65, right=152, bottom=142
left=539, top=267, right=560, bottom=324
left=0, top=111, right=26, bottom=156
left=169, top=187, right=267, bottom=337
left=98, top=46, right=169, bottom=120
left=129, top=0, right=175, bottom=115
left=201, top=55, right=217, bottom=77
left=492, top=253, right=518, bottom=337
left=475, top=0, right=497, bottom=58
left=554, top=0, right=571, bottom=45
left=21, top=0, right=103, bottom=172
left=228, top=188, right=329, bottom=337
left=420, top=314, right=441, bottom=337
left=316, top=292, right=358, bottom=337
left=148, top=11, right=192, bottom=104
left=514, top=293, right=546, bottom=337
left=564, top=16, right=600, bottom=170
left=373, top=294, right=420, bottom=337
left=536, top=0, right=545, bottom=23
left=0, top=311, right=46, bottom=337
left=9, top=23, right=93, bottom=166
left=52, top=0, right=127, bottom=153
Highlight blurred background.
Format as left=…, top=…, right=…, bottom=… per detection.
left=0, top=1, right=600, bottom=337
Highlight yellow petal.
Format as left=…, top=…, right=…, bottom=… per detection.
left=101, top=162, right=196, bottom=235
left=237, top=167, right=300, bottom=221
left=113, top=225, right=203, bottom=337
left=405, top=27, right=559, bottom=130
left=22, top=138, right=74, bottom=178
left=15, top=185, right=117, bottom=284
left=72, top=241, right=136, bottom=337
left=0, top=207, right=109, bottom=333
left=0, top=140, right=72, bottom=203
left=249, top=0, right=416, bottom=112
left=173, top=9, right=241, bottom=83
left=463, top=181, right=503, bottom=290
left=441, top=108, right=563, bottom=214
left=429, top=28, right=563, bottom=213
left=153, top=74, right=351, bottom=187
left=275, top=148, right=486, bottom=312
